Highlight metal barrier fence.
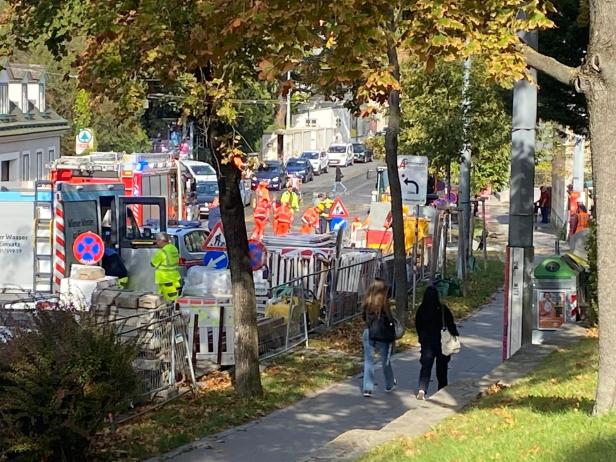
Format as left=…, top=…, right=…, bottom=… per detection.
left=259, top=278, right=309, bottom=360
left=98, top=305, right=196, bottom=402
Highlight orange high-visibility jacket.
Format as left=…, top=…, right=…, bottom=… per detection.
left=576, top=210, right=589, bottom=233
left=254, top=201, right=270, bottom=221
left=301, top=207, right=320, bottom=227
left=275, top=204, right=293, bottom=225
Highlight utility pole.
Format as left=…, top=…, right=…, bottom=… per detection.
left=286, top=71, right=292, bottom=129
left=458, top=59, right=472, bottom=281
left=504, top=27, right=538, bottom=359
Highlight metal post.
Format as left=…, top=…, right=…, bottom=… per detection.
left=286, top=71, right=292, bottom=129
left=506, top=26, right=538, bottom=358
left=177, top=159, right=183, bottom=221
left=411, top=205, right=420, bottom=310
left=481, top=198, right=488, bottom=270
left=572, top=135, right=585, bottom=194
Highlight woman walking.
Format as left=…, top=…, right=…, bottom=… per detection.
left=362, top=279, right=396, bottom=397
left=415, top=286, right=459, bottom=399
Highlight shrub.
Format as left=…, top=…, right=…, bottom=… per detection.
left=0, top=311, right=139, bottom=461
left=585, top=218, right=598, bottom=324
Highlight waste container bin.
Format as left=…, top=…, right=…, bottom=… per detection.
left=532, top=255, right=578, bottom=342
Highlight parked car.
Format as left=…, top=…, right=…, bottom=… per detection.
left=180, top=160, right=217, bottom=182
left=285, top=158, right=315, bottom=183
left=327, top=143, right=354, bottom=167
left=195, top=181, right=219, bottom=218
left=300, top=150, right=329, bottom=175
left=251, top=161, right=287, bottom=190
left=168, top=223, right=209, bottom=277
left=352, top=143, right=373, bottom=163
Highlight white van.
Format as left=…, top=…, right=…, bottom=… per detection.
left=327, top=143, right=354, bottom=167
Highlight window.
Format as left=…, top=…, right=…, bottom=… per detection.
left=0, top=83, right=8, bottom=114
left=21, top=83, right=28, bottom=112
left=48, top=148, right=56, bottom=162
left=1, top=161, right=9, bottom=181
left=22, top=153, right=30, bottom=181
left=36, top=151, right=43, bottom=179
left=38, top=83, right=46, bottom=112
left=184, top=230, right=208, bottom=253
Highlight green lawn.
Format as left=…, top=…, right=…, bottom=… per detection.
left=361, top=335, right=616, bottom=462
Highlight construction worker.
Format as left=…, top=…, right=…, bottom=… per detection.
left=575, top=202, right=589, bottom=234
left=273, top=200, right=293, bottom=235
left=150, top=232, right=182, bottom=301
left=316, top=192, right=333, bottom=233
left=256, top=181, right=270, bottom=203
left=101, top=234, right=129, bottom=288
left=281, top=185, right=300, bottom=215
left=251, top=197, right=271, bottom=240
left=300, top=206, right=320, bottom=234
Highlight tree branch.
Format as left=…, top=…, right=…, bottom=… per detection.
left=520, top=43, right=580, bottom=87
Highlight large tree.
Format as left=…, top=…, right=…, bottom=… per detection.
left=400, top=59, right=511, bottom=193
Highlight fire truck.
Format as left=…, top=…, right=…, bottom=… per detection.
left=0, top=180, right=167, bottom=296
left=51, top=152, right=187, bottom=223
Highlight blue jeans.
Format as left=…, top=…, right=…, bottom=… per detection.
left=362, top=328, right=395, bottom=392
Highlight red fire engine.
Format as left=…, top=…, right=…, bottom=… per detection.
left=51, top=152, right=188, bottom=223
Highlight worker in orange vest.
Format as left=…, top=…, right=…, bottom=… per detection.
left=575, top=203, right=589, bottom=234
left=274, top=201, right=293, bottom=235
left=256, top=181, right=270, bottom=203
left=300, top=206, right=320, bottom=234
left=251, top=197, right=271, bottom=240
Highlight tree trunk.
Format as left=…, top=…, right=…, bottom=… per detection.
left=210, top=126, right=263, bottom=397
left=587, top=0, right=616, bottom=415
left=385, top=42, right=409, bottom=323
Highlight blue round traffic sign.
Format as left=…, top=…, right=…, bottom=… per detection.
left=73, top=231, right=105, bottom=265
left=248, top=240, right=267, bottom=271
left=203, top=250, right=229, bottom=270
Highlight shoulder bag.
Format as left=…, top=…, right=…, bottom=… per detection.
left=441, top=306, right=461, bottom=356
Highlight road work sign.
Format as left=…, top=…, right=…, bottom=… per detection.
left=329, top=198, right=349, bottom=218
left=398, top=156, right=428, bottom=206
left=203, top=223, right=226, bottom=251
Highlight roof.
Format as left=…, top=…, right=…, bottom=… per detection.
left=0, top=61, right=47, bottom=82
left=0, top=101, right=69, bottom=138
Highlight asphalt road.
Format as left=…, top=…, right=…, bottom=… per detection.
left=245, top=160, right=381, bottom=223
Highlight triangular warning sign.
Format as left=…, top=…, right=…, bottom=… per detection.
left=329, top=197, right=349, bottom=218
left=203, top=223, right=226, bottom=250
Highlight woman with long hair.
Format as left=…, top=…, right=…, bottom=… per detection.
left=415, top=285, right=459, bottom=399
left=361, top=278, right=396, bottom=397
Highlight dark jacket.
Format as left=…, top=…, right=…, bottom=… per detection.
left=415, top=303, right=459, bottom=345
left=335, top=167, right=344, bottom=182
left=101, top=248, right=128, bottom=279
left=363, top=307, right=395, bottom=343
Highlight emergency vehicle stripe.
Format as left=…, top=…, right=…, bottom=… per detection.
left=132, top=181, right=141, bottom=225
left=53, top=198, right=65, bottom=293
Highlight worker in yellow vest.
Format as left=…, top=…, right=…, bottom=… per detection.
left=151, top=232, right=182, bottom=301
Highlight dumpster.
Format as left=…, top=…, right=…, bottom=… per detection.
left=532, top=255, right=577, bottom=340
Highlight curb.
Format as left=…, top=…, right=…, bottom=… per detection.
left=298, top=323, right=587, bottom=462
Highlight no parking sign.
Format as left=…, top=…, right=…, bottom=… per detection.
left=248, top=240, right=267, bottom=271
left=72, top=231, right=105, bottom=265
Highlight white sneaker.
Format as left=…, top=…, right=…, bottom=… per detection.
left=417, top=390, right=426, bottom=400
left=385, top=379, right=397, bottom=393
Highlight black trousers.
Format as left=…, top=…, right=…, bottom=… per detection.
left=418, top=343, right=450, bottom=393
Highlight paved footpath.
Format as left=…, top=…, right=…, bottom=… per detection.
left=158, top=199, right=559, bottom=462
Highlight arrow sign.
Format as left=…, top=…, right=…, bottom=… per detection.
left=398, top=155, right=428, bottom=206
left=203, top=250, right=229, bottom=270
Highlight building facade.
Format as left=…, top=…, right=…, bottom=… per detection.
left=0, top=62, right=69, bottom=184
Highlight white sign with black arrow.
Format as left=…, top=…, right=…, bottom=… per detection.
left=397, top=155, right=428, bottom=206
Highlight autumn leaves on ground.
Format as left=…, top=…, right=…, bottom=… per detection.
left=361, top=332, right=616, bottom=462
left=94, top=259, right=504, bottom=460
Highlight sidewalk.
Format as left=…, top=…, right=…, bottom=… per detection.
left=154, top=200, right=559, bottom=462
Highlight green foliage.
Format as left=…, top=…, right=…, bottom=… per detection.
left=364, top=136, right=385, bottom=160
left=586, top=218, right=598, bottom=324
left=0, top=311, right=139, bottom=462
left=400, top=59, right=511, bottom=192
left=73, top=89, right=92, bottom=130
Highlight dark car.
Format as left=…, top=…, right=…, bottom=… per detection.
left=285, top=158, right=314, bottom=183
left=196, top=181, right=219, bottom=217
left=251, top=161, right=287, bottom=190
left=352, top=143, right=373, bottom=163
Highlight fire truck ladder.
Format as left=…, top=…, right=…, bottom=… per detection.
left=33, top=180, right=54, bottom=293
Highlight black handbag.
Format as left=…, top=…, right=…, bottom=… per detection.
left=368, top=311, right=396, bottom=343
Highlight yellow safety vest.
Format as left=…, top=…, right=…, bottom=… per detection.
left=281, top=191, right=300, bottom=211
left=150, top=243, right=182, bottom=285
